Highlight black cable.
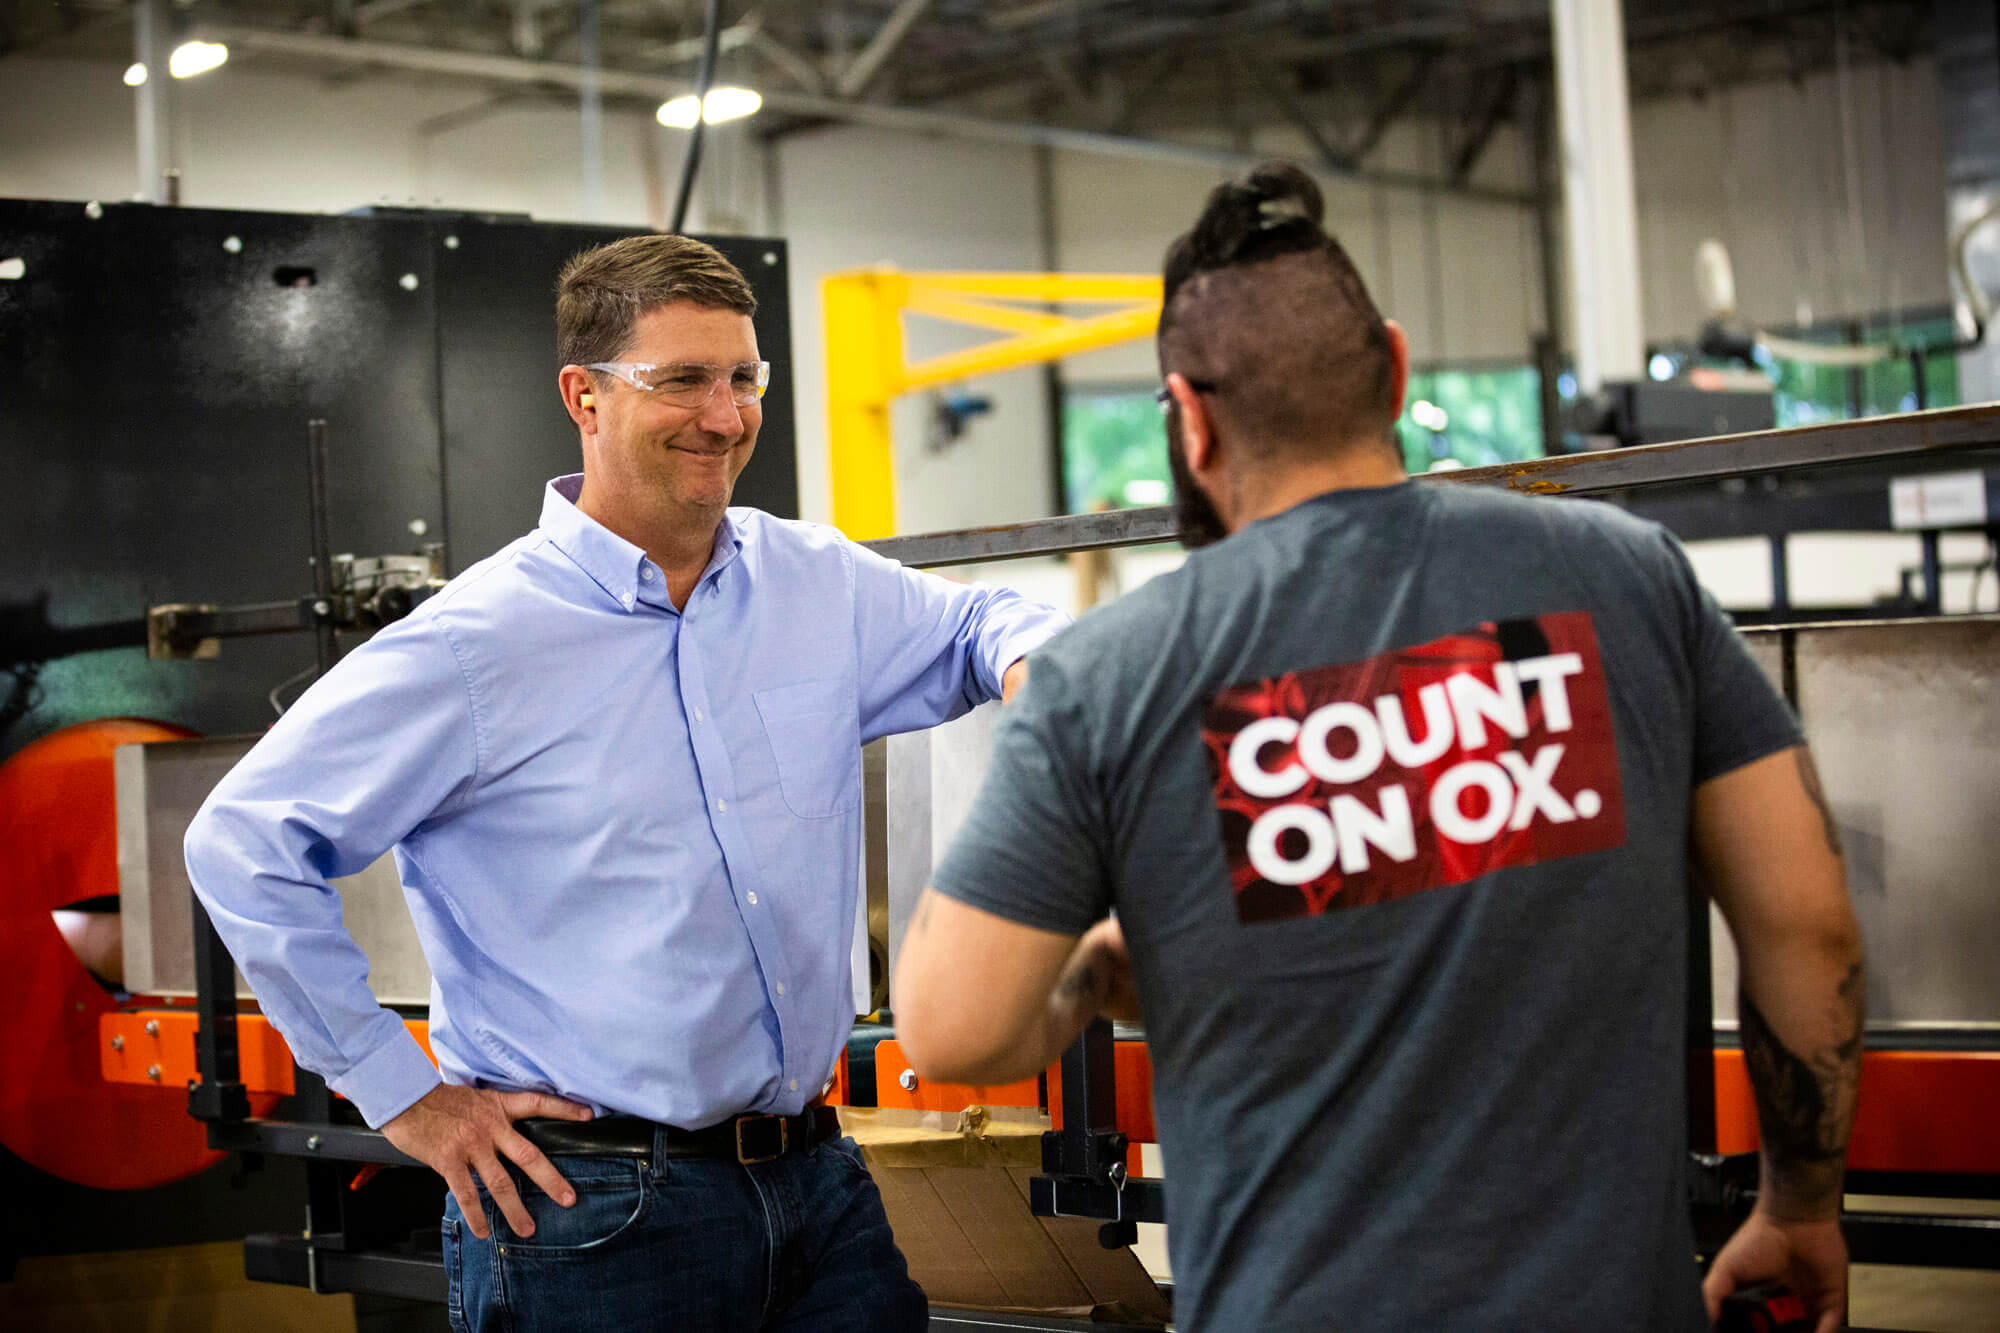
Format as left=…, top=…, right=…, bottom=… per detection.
left=668, top=0, right=725, bottom=235
left=1974, top=537, right=1999, bottom=613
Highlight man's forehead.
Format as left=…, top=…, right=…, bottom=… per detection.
left=622, top=301, right=759, bottom=359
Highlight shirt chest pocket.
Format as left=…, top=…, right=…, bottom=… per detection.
left=753, top=677, right=861, bottom=819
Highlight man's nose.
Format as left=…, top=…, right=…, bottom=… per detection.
left=694, top=382, right=746, bottom=436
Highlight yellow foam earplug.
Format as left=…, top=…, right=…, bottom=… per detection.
left=580, top=393, right=595, bottom=408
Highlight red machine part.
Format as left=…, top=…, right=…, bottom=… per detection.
left=0, top=718, right=282, bottom=1190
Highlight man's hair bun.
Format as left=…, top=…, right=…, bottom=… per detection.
left=1167, top=162, right=1328, bottom=303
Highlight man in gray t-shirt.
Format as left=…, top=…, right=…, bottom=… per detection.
left=895, top=165, right=1863, bottom=1333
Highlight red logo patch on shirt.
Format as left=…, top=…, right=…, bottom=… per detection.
left=1201, top=612, right=1626, bottom=923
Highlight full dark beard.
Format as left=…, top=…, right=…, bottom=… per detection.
left=1165, top=408, right=1229, bottom=549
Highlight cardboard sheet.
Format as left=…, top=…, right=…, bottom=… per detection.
left=842, top=1106, right=1171, bottom=1325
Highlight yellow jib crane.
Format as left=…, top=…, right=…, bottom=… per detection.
left=822, top=268, right=1164, bottom=540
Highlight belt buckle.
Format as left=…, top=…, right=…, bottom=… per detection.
left=735, top=1114, right=787, bottom=1165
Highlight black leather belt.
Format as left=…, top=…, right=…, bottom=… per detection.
left=516, top=1106, right=840, bottom=1166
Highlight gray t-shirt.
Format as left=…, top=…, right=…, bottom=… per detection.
left=934, top=480, right=1801, bottom=1332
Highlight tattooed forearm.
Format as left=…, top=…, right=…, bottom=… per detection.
left=1794, top=748, right=1844, bottom=859
left=1739, top=961, right=1864, bottom=1219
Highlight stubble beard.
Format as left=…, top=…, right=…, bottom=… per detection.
left=1166, top=409, right=1230, bottom=550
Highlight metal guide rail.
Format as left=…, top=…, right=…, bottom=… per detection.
left=178, top=405, right=2000, bottom=1303
left=867, top=402, right=2000, bottom=568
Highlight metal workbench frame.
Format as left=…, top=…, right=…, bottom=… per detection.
left=183, top=404, right=2000, bottom=1306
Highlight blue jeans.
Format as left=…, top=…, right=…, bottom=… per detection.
left=442, top=1134, right=927, bottom=1332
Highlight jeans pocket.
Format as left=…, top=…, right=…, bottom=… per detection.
left=822, top=1134, right=871, bottom=1178
left=489, top=1157, right=648, bottom=1258
left=441, top=1215, right=466, bottom=1330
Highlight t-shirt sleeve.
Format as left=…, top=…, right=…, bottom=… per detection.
left=1658, top=530, right=1805, bottom=784
left=931, top=653, right=1111, bottom=936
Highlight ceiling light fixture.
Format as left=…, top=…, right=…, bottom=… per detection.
left=168, top=41, right=229, bottom=79
left=656, top=86, right=762, bottom=129
left=124, top=63, right=148, bottom=87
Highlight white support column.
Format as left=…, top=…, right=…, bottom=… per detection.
left=134, top=0, right=174, bottom=204
left=1551, top=0, right=1645, bottom=392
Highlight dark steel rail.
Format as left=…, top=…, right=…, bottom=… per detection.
left=865, top=403, right=2000, bottom=568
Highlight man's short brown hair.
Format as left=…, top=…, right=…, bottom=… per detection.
left=556, top=234, right=758, bottom=368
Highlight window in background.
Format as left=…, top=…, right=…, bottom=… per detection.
left=1060, top=385, right=1172, bottom=513
left=1060, top=366, right=1551, bottom=513
left=1398, top=364, right=1546, bottom=473
left=1766, top=315, right=1961, bottom=427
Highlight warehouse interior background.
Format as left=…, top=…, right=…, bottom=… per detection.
left=4, top=0, right=1994, bottom=614
left=4, top=1, right=2000, bottom=1329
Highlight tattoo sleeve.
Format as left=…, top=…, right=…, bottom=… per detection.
left=1738, top=961, right=1864, bottom=1219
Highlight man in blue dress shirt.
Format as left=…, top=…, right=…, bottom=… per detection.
left=183, top=234, right=1070, bottom=1330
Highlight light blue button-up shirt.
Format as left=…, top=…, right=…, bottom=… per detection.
left=184, top=476, right=1069, bottom=1130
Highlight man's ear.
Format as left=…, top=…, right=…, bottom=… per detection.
left=1166, top=372, right=1215, bottom=473
left=558, top=366, right=598, bottom=430
left=1381, top=319, right=1411, bottom=423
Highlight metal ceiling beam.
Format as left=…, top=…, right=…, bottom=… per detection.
left=1344, top=49, right=1438, bottom=163
left=1232, top=49, right=1353, bottom=173
left=748, top=29, right=826, bottom=93
left=1449, top=64, right=1519, bottom=185
left=834, top=0, right=934, bottom=99
left=627, top=15, right=759, bottom=68
left=353, top=0, right=436, bottom=27
left=197, top=25, right=1539, bottom=207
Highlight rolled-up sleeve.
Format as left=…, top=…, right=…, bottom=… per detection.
left=183, top=613, right=480, bottom=1127
left=848, top=541, right=1070, bottom=742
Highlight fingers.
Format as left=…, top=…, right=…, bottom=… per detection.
left=502, top=1090, right=594, bottom=1121
left=474, top=1152, right=536, bottom=1239
left=1700, top=1248, right=1750, bottom=1324
left=444, top=1164, right=490, bottom=1241
left=1699, top=1268, right=1729, bottom=1324
left=499, top=1128, right=578, bottom=1209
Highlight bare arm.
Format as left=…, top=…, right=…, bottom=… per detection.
left=894, top=891, right=1136, bottom=1086
left=1695, top=745, right=1863, bottom=1333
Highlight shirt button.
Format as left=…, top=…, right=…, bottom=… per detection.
left=774, top=981, right=785, bottom=996
left=746, top=891, right=758, bottom=905
left=694, top=708, right=704, bottom=722
left=716, top=798, right=727, bottom=812
left=789, top=1079, right=798, bottom=1092
left=640, top=567, right=653, bottom=581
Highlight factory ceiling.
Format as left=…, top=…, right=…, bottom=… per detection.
left=3, top=0, right=1935, bottom=198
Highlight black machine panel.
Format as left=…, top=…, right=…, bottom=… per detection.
left=0, top=198, right=796, bottom=753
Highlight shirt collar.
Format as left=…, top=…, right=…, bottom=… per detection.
left=539, top=475, right=746, bottom=612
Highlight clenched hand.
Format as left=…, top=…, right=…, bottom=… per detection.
left=380, top=1084, right=595, bottom=1240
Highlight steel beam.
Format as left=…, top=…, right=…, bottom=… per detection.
left=863, top=406, right=2000, bottom=568
left=835, top=0, right=935, bottom=99
left=210, top=1118, right=420, bottom=1166
left=195, top=25, right=1538, bottom=207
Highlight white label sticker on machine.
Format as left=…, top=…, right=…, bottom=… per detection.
left=1889, top=470, right=1989, bottom=530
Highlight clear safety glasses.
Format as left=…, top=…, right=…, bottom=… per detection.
left=584, top=360, right=772, bottom=409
